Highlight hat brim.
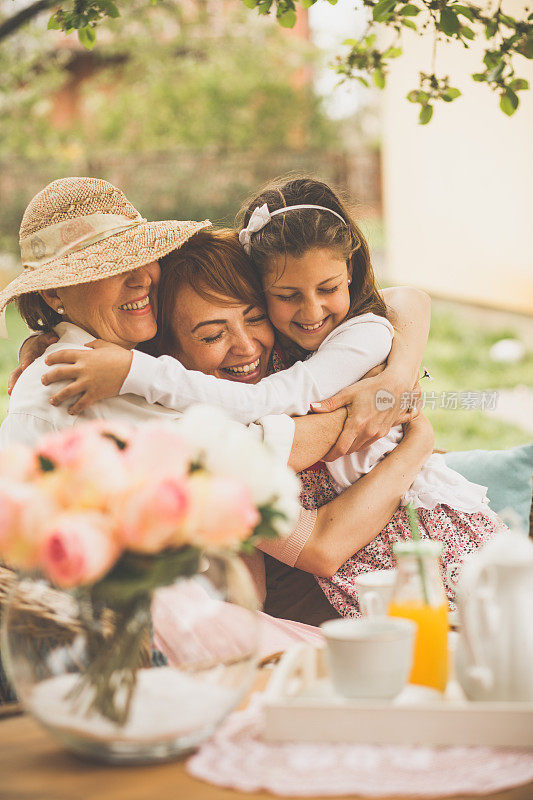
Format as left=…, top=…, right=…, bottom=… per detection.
left=0, top=218, right=211, bottom=312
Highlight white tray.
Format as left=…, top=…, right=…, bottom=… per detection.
left=263, top=645, right=533, bottom=748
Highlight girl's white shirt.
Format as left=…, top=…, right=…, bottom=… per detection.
left=0, top=323, right=296, bottom=470
left=121, top=313, right=489, bottom=514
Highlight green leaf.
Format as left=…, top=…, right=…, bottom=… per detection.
left=499, top=13, right=517, bottom=27
left=101, top=1, right=120, bottom=17
left=343, top=38, right=358, bottom=46
left=419, top=104, right=433, bottom=124
left=510, top=78, right=529, bottom=91
left=278, top=9, right=297, bottom=27
left=374, top=68, right=386, bottom=88
left=519, top=35, right=533, bottom=59
left=38, top=455, right=55, bottom=472
left=460, top=25, right=475, bottom=39
left=399, top=3, right=420, bottom=15
left=472, top=72, right=486, bottom=81
left=453, top=5, right=475, bottom=22
left=356, top=76, right=370, bottom=87
left=485, top=19, right=497, bottom=38
left=301, top=0, right=315, bottom=8
left=439, top=7, right=461, bottom=36
left=373, top=0, right=397, bottom=22
left=47, top=15, right=61, bottom=30
left=384, top=46, right=402, bottom=58
left=402, top=18, right=417, bottom=29
left=78, top=26, right=97, bottom=50
left=242, top=0, right=257, bottom=7
left=483, top=51, right=499, bottom=69
left=487, top=61, right=505, bottom=82
left=443, top=86, right=461, bottom=101
left=91, top=547, right=201, bottom=604
left=407, top=89, right=429, bottom=103
left=500, top=88, right=519, bottom=115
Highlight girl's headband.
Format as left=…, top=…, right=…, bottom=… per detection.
left=238, top=203, right=347, bottom=255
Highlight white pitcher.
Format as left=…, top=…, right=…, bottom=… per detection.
left=455, top=531, right=533, bottom=702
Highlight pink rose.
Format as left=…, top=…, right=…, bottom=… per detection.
left=185, top=474, right=259, bottom=547
left=37, top=426, right=95, bottom=469
left=38, top=425, right=128, bottom=511
left=38, top=512, right=120, bottom=588
left=0, top=481, right=56, bottom=569
left=124, top=424, right=192, bottom=483
left=116, top=475, right=190, bottom=553
left=0, top=444, right=37, bottom=482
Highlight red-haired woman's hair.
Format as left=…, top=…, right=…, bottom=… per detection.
left=140, top=228, right=265, bottom=357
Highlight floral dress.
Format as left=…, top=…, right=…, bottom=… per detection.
left=272, top=347, right=506, bottom=617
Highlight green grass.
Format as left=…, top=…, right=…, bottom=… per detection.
left=0, top=304, right=530, bottom=451
left=422, top=311, right=532, bottom=451
left=0, top=306, right=29, bottom=420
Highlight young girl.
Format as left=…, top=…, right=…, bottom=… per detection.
left=41, top=178, right=505, bottom=614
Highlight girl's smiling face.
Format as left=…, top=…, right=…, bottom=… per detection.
left=170, top=283, right=274, bottom=383
left=264, top=248, right=352, bottom=350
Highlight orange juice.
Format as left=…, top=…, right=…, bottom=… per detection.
left=388, top=601, right=449, bottom=691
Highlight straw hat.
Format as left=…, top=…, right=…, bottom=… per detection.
left=0, top=177, right=211, bottom=315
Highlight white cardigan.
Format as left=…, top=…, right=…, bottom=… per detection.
left=0, top=322, right=296, bottom=468
left=120, top=313, right=488, bottom=514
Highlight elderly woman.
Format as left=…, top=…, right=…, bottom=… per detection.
left=1, top=177, right=435, bottom=625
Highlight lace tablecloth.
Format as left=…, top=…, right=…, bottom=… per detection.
left=187, top=694, right=533, bottom=797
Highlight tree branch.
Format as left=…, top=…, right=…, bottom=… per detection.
left=0, top=0, right=57, bottom=42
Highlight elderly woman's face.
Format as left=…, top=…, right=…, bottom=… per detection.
left=170, top=283, right=274, bottom=383
left=52, top=263, right=160, bottom=348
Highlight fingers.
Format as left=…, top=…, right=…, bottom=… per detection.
left=310, top=390, right=349, bottom=414
left=42, top=365, right=79, bottom=386
left=8, top=361, right=30, bottom=394
left=49, top=382, right=86, bottom=407
left=86, top=339, right=111, bottom=349
left=67, top=395, right=91, bottom=415
left=325, top=422, right=366, bottom=460
left=45, top=349, right=84, bottom=366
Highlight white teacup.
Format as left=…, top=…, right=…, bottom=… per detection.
left=321, top=617, right=416, bottom=700
left=354, top=569, right=397, bottom=617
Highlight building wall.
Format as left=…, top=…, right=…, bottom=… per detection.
left=381, top=0, right=533, bottom=313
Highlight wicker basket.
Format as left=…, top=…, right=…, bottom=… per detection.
left=0, top=566, right=151, bottom=706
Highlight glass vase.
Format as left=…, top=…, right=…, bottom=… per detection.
left=1, top=552, right=259, bottom=764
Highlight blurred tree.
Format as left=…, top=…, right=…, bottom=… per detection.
left=1, top=0, right=531, bottom=122
left=0, top=0, right=334, bottom=158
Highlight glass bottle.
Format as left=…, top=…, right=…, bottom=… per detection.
left=388, top=540, right=449, bottom=692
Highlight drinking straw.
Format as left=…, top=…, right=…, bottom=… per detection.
left=405, top=503, right=430, bottom=605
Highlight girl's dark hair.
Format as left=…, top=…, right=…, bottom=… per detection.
left=17, top=293, right=63, bottom=332
left=141, top=228, right=265, bottom=357
left=237, top=177, right=387, bottom=321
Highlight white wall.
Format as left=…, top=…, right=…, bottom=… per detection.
left=382, top=1, right=533, bottom=313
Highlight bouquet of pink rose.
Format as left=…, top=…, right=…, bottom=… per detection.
left=0, top=407, right=300, bottom=724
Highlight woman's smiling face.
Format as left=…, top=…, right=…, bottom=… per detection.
left=264, top=247, right=351, bottom=351
left=170, top=283, right=274, bottom=383
left=45, top=262, right=160, bottom=349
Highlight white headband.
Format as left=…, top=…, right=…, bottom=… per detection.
left=238, top=203, right=347, bottom=255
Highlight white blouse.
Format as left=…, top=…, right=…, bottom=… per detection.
left=0, top=323, right=296, bottom=469
left=120, top=313, right=489, bottom=514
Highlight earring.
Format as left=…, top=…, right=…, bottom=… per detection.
left=57, top=305, right=65, bottom=315
left=347, top=279, right=351, bottom=285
